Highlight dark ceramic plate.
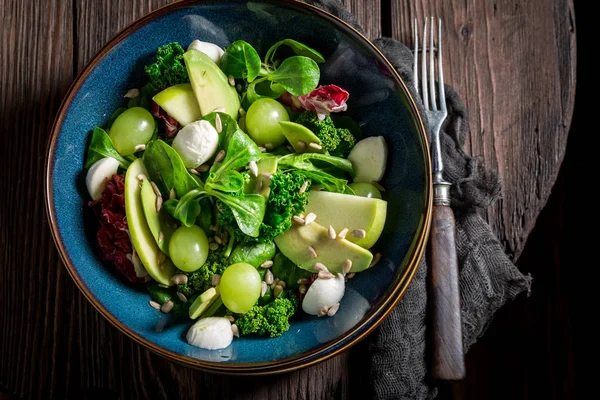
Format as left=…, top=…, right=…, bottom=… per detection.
left=45, top=0, right=431, bottom=374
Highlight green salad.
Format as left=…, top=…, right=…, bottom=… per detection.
left=84, top=38, right=389, bottom=350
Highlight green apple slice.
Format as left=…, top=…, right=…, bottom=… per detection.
left=140, top=179, right=176, bottom=255
left=124, top=158, right=175, bottom=285
left=304, top=190, right=387, bottom=249
left=152, top=83, right=202, bottom=126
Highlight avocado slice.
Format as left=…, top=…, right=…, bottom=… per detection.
left=189, top=286, right=220, bottom=319
left=304, top=190, right=387, bottom=249
left=274, top=221, right=373, bottom=274
left=152, top=83, right=202, bottom=126
left=124, top=158, right=176, bottom=286
left=140, top=179, right=176, bottom=255
left=183, top=50, right=240, bottom=120
left=279, top=121, right=323, bottom=153
left=244, top=156, right=278, bottom=199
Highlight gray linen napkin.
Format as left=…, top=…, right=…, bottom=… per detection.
left=303, top=1, right=533, bottom=399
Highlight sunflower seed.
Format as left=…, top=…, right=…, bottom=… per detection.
left=169, top=188, right=176, bottom=199
left=337, top=228, right=349, bottom=239
left=299, top=284, right=307, bottom=294
left=209, top=243, right=219, bottom=251
left=297, top=278, right=309, bottom=285
left=236, top=83, right=243, bottom=93
left=228, top=75, right=235, bottom=86
left=270, top=279, right=280, bottom=290
left=158, top=283, right=169, bottom=289
left=226, top=315, right=235, bottom=323
left=155, top=196, right=163, bottom=212
left=265, top=142, right=274, bottom=150
left=370, top=253, right=382, bottom=267
left=317, top=113, right=327, bottom=121
left=214, top=149, right=226, bottom=164
left=309, top=142, right=322, bottom=150
left=124, top=88, right=140, bottom=98
left=239, top=107, right=246, bottom=117
left=214, top=235, right=223, bottom=244
left=327, top=303, right=340, bottom=317
left=231, top=324, right=240, bottom=338
left=149, top=300, right=161, bottom=310
left=126, top=253, right=133, bottom=261
left=328, top=225, right=336, bottom=239
left=213, top=106, right=226, bottom=113
left=298, top=181, right=309, bottom=194
left=261, top=260, right=273, bottom=268
left=161, top=300, right=174, bottom=313
left=343, top=259, right=353, bottom=274
left=198, top=164, right=210, bottom=172
left=215, top=113, right=222, bottom=133
left=171, top=274, right=188, bottom=285
left=261, top=172, right=273, bottom=180
left=249, top=160, right=258, bottom=177
left=209, top=225, right=218, bottom=231
left=296, top=140, right=306, bottom=150
left=292, top=216, right=305, bottom=225
left=307, top=246, right=318, bottom=259
left=188, top=168, right=200, bottom=176
left=261, top=281, right=268, bottom=297
left=150, top=181, right=161, bottom=197
left=346, top=272, right=356, bottom=279
left=157, top=251, right=166, bottom=265
left=176, top=292, right=187, bottom=302
left=136, top=174, right=147, bottom=182
left=352, top=229, right=366, bottom=239
left=265, top=269, right=274, bottom=285
left=259, top=146, right=267, bottom=152
left=273, top=285, right=283, bottom=298
left=134, top=144, right=146, bottom=152
left=317, top=306, right=328, bottom=317
left=318, top=270, right=335, bottom=280
left=304, top=212, right=317, bottom=225
left=278, top=280, right=286, bottom=289
left=211, top=274, right=221, bottom=286
left=313, top=262, right=328, bottom=272
left=154, top=319, right=166, bottom=333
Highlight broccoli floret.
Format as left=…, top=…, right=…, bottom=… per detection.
left=236, top=292, right=299, bottom=337
left=144, top=42, right=189, bottom=91
left=295, top=111, right=356, bottom=158
left=176, top=246, right=228, bottom=298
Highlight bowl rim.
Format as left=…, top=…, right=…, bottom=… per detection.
left=44, top=0, right=432, bottom=375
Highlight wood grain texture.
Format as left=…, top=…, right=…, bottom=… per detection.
left=428, top=206, right=465, bottom=381
left=391, top=0, right=576, bottom=260
left=0, top=0, right=576, bottom=399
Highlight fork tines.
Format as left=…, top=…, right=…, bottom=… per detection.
left=413, top=17, right=446, bottom=112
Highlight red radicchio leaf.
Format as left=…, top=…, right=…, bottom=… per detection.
left=151, top=101, right=180, bottom=138
left=89, top=174, right=143, bottom=283
left=285, top=84, right=349, bottom=117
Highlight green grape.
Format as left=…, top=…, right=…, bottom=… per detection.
left=220, top=263, right=262, bottom=313
left=245, top=98, right=289, bottom=147
left=349, top=182, right=382, bottom=199
left=168, top=225, right=209, bottom=272
left=109, top=106, right=155, bottom=156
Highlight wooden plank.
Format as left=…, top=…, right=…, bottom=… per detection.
left=342, top=0, right=381, bottom=39
left=0, top=0, right=73, bottom=398
left=391, top=0, right=576, bottom=260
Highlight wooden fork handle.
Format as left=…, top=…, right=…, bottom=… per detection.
left=428, top=204, right=466, bottom=381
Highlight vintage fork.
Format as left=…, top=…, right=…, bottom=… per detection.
left=414, top=17, right=465, bottom=381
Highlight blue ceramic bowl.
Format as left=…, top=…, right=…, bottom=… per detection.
left=45, top=0, right=431, bottom=374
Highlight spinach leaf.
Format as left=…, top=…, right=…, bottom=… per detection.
left=212, top=191, right=266, bottom=237
left=271, top=253, right=312, bottom=290
left=201, top=112, right=238, bottom=150
left=245, top=77, right=287, bottom=107
left=220, top=40, right=261, bottom=82
left=85, top=127, right=130, bottom=169
left=209, top=170, right=245, bottom=193
left=143, top=140, right=202, bottom=198
left=229, top=241, right=276, bottom=268
left=277, top=153, right=354, bottom=175
left=295, top=170, right=349, bottom=193
left=207, top=125, right=262, bottom=184
left=170, top=188, right=208, bottom=227
left=266, top=56, right=320, bottom=96
left=265, top=39, right=325, bottom=65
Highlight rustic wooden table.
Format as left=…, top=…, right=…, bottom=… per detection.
left=0, top=0, right=577, bottom=399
